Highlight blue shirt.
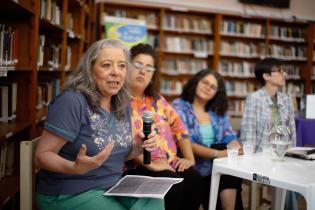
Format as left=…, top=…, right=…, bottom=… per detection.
left=172, top=98, right=238, bottom=176
left=199, top=123, right=215, bottom=147
left=37, top=90, right=132, bottom=195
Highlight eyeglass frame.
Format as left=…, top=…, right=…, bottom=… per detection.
left=270, top=66, right=287, bottom=75
left=131, top=60, right=156, bottom=72
left=200, top=79, right=219, bottom=92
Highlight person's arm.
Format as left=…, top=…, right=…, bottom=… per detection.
left=35, top=130, right=113, bottom=174
left=191, top=143, right=227, bottom=159
left=288, top=96, right=297, bottom=146
left=162, top=97, right=195, bottom=171
left=221, top=114, right=243, bottom=154
left=240, top=94, right=257, bottom=146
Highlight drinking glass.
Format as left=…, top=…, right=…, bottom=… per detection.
left=268, top=119, right=292, bottom=161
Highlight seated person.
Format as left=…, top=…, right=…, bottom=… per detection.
left=126, top=43, right=203, bottom=210
left=34, top=39, right=164, bottom=210
left=172, top=69, right=243, bottom=210
left=240, top=58, right=297, bottom=210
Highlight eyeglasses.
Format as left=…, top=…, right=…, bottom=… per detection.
left=271, top=67, right=287, bottom=75
left=132, top=61, right=156, bottom=72
left=200, top=79, right=218, bottom=92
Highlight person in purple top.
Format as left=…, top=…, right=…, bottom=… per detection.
left=172, top=69, right=243, bottom=210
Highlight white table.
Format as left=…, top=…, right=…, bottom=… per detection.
left=209, top=154, right=315, bottom=210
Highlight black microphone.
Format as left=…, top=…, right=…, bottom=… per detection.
left=142, top=111, right=153, bottom=164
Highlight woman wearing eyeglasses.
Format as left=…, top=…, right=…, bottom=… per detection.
left=125, top=43, right=203, bottom=210
left=172, top=69, right=243, bottom=210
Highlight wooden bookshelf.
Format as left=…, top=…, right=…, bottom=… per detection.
left=0, top=0, right=96, bottom=207
left=98, top=2, right=315, bottom=115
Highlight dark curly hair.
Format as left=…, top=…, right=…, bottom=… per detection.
left=255, top=57, right=283, bottom=86
left=180, top=69, right=228, bottom=116
left=130, top=43, right=158, bottom=99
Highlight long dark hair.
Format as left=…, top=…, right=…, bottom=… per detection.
left=130, top=43, right=158, bottom=99
left=180, top=69, right=228, bottom=116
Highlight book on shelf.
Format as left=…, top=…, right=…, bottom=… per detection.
left=104, top=175, right=183, bottom=199
left=286, top=147, right=315, bottom=160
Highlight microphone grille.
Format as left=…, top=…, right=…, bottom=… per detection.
left=142, top=111, right=153, bottom=123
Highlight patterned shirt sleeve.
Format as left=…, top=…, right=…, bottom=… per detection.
left=157, top=96, right=190, bottom=143
left=221, top=114, right=238, bottom=143
left=288, top=96, right=297, bottom=146
left=240, top=94, right=257, bottom=145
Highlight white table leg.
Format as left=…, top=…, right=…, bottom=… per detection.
left=209, top=172, right=221, bottom=210
left=273, top=188, right=286, bottom=210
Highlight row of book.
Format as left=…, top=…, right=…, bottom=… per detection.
left=40, top=0, right=62, bottom=25
left=228, top=100, right=245, bottom=117
left=221, top=20, right=265, bottom=38
left=160, top=79, right=183, bottom=96
left=163, top=37, right=213, bottom=55
left=148, top=34, right=159, bottom=49
left=269, top=25, right=305, bottom=41
left=281, top=82, right=304, bottom=97
left=38, top=35, right=62, bottom=70
left=219, top=60, right=300, bottom=79
left=163, top=15, right=212, bottom=33
left=36, top=80, right=60, bottom=110
left=225, top=81, right=303, bottom=98
left=220, top=41, right=307, bottom=60
left=0, top=141, right=14, bottom=181
left=220, top=41, right=265, bottom=58
left=138, top=13, right=159, bottom=29
left=269, top=45, right=306, bottom=60
left=225, top=81, right=255, bottom=97
left=0, top=83, right=17, bottom=123
left=0, top=24, right=18, bottom=75
left=219, top=60, right=255, bottom=78
left=161, top=59, right=208, bottom=75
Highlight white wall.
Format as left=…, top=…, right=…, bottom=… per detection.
left=100, top=0, right=315, bottom=21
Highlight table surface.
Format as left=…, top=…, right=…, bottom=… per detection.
left=213, top=154, right=315, bottom=194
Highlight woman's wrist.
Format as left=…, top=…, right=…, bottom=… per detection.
left=212, top=150, right=218, bottom=159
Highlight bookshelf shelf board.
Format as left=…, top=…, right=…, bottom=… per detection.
left=221, top=75, right=255, bottom=80
left=68, top=0, right=84, bottom=8
left=161, top=72, right=198, bottom=77
left=0, top=175, right=19, bottom=206
left=39, top=18, right=65, bottom=33
left=219, top=54, right=261, bottom=60
left=268, top=37, right=306, bottom=44
left=227, top=94, right=248, bottom=99
left=0, top=121, right=31, bottom=141
left=0, top=0, right=34, bottom=18
left=220, top=33, right=265, bottom=40
left=162, top=50, right=213, bottom=57
left=37, top=68, right=63, bottom=73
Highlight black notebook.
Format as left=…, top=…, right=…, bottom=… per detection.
left=285, top=147, right=315, bottom=160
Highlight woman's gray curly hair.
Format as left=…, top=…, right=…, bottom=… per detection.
left=64, top=39, right=130, bottom=119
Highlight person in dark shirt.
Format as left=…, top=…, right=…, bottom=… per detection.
left=34, top=39, right=164, bottom=210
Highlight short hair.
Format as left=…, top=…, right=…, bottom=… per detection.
left=130, top=43, right=158, bottom=99
left=64, top=39, right=130, bottom=119
left=180, top=69, right=228, bottom=116
left=255, top=58, right=283, bottom=86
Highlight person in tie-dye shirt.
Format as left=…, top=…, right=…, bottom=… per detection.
left=125, top=43, right=203, bottom=210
